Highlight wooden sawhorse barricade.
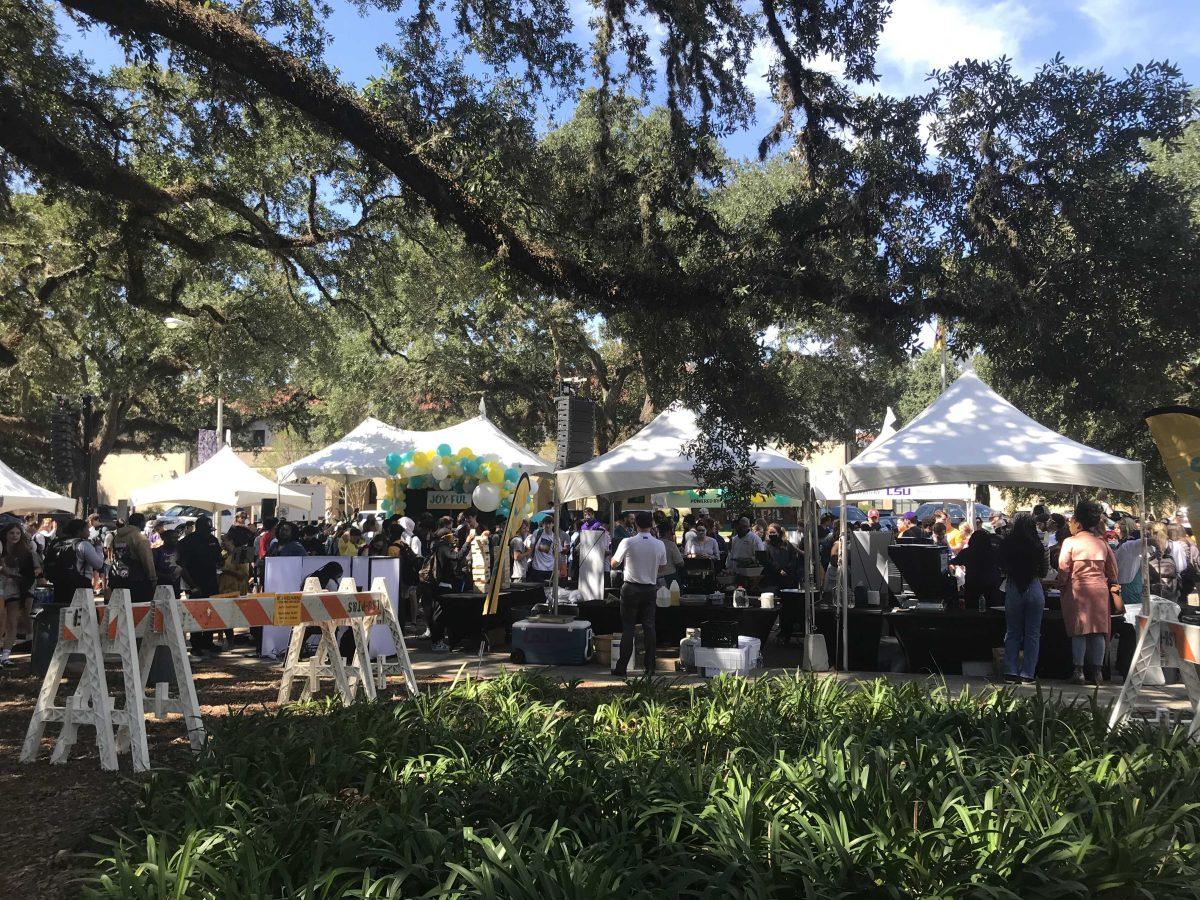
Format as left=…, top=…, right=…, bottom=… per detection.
left=1108, top=597, right=1200, bottom=738
left=21, top=576, right=417, bottom=772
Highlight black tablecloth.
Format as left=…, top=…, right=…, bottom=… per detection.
left=812, top=603, right=1085, bottom=678
left=577, top=599, right=778, bottom=645
left=437, top=583, right=546, bottom=647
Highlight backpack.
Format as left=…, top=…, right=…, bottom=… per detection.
left=110, top=536, right=148, bottom=582
left=1148, top=547, right=1179, bottom=599
left=418, top=546, right=440, bottom=585
left=44, top=538, right=89, bottom=589
left=1186, top=542, right=1200, bottom=579
left=391, top=540, right=422, bottom=586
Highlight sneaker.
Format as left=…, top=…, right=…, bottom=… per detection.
left=1002, top=674, right=1021, bottom=684
left=1068, top=666, right=1086, bottom=685
left=415, top=629, right=432, bottom=640
left=1085, top=666, right=1102, bottom=686
left=0, top=657, right=14, bottom=668
left=431, top=640, right=450, bottom=652
left=1020, top=676, right=1037, bottom=685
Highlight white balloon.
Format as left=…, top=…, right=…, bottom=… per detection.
left=472, top=482, right=501, bottom=512
left=431, top=462, right=449, bottom=480
left=439, top=477, right=452, bottom=490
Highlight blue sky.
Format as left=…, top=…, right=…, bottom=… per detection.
left=61, top=0, right=1199, bottom=161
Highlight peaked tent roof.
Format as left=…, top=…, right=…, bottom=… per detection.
left=276, top=417, right=413, bottom=483
left=841, top=371, right=1143, bottom=494
left=555, top=403, right=807, bottom=503
left=0, top=457, right=73, bottom=513
left=416, top=415, right=554, bottom=475
left=133, top=446, right=313, bottom=511
left=277, top=414, right=553, bottom=483
left=810, top=407, right=973, bottom=502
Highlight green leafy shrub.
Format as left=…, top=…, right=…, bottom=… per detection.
left=86, top=674, right=1200, bottom=898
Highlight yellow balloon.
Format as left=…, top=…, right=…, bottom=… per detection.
left=488, top=466, right=504, bottom=485
left=459, top=447, right=475, bottom=460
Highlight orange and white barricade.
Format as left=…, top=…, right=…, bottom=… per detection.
left=22, top=577, right=417, bottom=772
left=1108, top=597, right=1200, bottom=738
left=276, top=576, right=416, bottom=704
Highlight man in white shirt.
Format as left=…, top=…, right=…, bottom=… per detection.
left=527, top=518, right=561, bottom=582
left=610, top=510, right=666, bottom=676
left=726, top=517, right=765, bottom=575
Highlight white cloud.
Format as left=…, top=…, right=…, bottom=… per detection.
left=747, top=39, right=778, bottom=100
left=877, top=0, right=1037, bottom=91
left=1076, top=0, right=1200, bottom=65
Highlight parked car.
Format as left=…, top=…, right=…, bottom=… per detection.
left=913, top=502, right=994, bottom=527
left=154, top=504, right=234, bottom=533
left=819, top=506, right=869, bottom=525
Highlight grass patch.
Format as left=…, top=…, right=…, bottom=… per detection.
left=86, top=673, right=1200, bottom=898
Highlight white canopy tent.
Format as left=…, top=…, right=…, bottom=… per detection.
left=832, top=370, right=1144, bottom=670
left=841, top=372, right=1143, bottom=495
left=277, top=414, right=552, bottom=483
left=276, top=417, right=413, bottom=483
left=415, top=415, right=553, bottom=475
left=0, top=457, right=73, bottom=513
left=555, top=403, right=808, bottom=503
left=806, top=408, right=974, bottom=503
left=133, top=446, right=313, bottom=515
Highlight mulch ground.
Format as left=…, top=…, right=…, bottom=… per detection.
left=0, top=646, right=298, bottom=898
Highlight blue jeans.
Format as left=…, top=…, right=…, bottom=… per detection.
left=1004, top=579, right=1045, bottom=679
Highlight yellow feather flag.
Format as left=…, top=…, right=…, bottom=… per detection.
left=1145, top=406, right=1200, bottom=508
left=483, top=473, right=532, bottom=616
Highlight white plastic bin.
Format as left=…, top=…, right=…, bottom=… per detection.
left=694, top=636, right=762, bottom=677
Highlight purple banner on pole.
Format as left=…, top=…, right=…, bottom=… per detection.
left=197, top=429, right=218, bottom=465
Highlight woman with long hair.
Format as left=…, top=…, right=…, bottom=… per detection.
left=1056, top=500, right=1119, bottom=685
left=998, top=513, right=1049, bottom=683
left=0, top=523, right=41, bottom=666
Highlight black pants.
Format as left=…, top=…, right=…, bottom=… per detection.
left=418, top=584, right=446, bottom=643
left=110, top=578, right=155, bottom=604
left=615, top=581, right=657, bottom=676
left=526, top=567, right=551, bottom=583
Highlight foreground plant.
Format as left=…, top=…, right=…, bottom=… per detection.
left=86, top=674, right=1200, bottom=898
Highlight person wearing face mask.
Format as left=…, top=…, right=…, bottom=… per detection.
left=727, top=516, right=765, bottom=577
left=763, top=523, right=800, bottom=589
left=685, top=524, right=719, bottom=559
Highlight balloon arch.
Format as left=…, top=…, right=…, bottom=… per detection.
left=380, top=444, right=537, bottom=519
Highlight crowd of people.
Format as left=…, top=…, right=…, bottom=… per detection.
left=4, top=497, right=1194, bottom=680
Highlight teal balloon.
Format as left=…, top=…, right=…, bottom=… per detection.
left=437, top=443, right=453, bottom=458
left=407, top=477, right=422, bottom=490
left=504, top=466, right=520, bottom=483
left=380, top=498, right=393, bottom=512
left=400, top=450, right=414, bottom=463
left=385, top=452, right=402, bottom=474
left=462, top=458, right=479, bottom=476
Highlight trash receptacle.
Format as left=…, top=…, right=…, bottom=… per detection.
left=30, top=603, right=70, bottom=678
left=145, top=643, right=175, bottom=685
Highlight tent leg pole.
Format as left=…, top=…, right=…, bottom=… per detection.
left=1139, top=488, right=1149, bottom=600
left=550, top=478, right=561, bottom=613
left=839, top=494, right=848, bottom=672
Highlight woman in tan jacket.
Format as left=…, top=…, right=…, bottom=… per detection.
left=1056, top=500, right=1119, bottom=685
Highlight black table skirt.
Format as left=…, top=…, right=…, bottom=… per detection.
left=813, top=604, right=1091, bottom=679
left=576, top=600, right=778, bottom=645
left=437, top=584, right=546, bottom=647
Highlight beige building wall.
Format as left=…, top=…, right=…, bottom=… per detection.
left=98, top=451, right=193, bottom=507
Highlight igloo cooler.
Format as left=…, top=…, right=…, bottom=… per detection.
left=510, top=618, right=593, bottom=665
